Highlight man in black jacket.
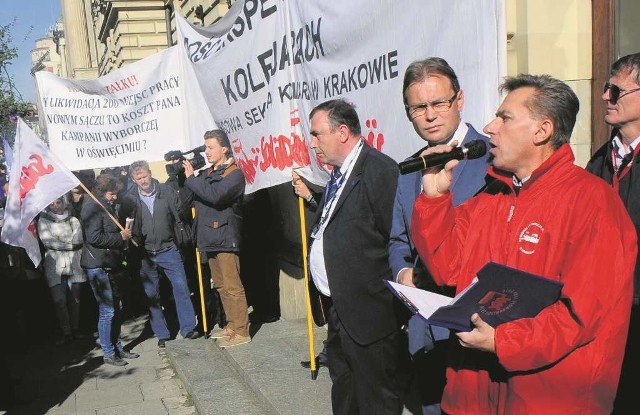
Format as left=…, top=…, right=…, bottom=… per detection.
left=181, top=129, right=249, bottom=348
left=586, top=52, right=640, bottom=414
left=124, top=160, right=199, bottom=347
left=307, top=99, right=406, bottom=414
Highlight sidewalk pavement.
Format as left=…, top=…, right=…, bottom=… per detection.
left=4, top=315, right=416, bottom=415
left=2, top=315, right=197, bottom=415
left=166, top=318, right=332, bottom=415
left=166, top=318, right=420, bottom=415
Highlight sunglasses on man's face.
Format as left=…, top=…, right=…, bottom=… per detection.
left=604, top=82, right=640, bottom=105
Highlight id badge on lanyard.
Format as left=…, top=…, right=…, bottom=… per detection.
left=311, top=198, right=336, bottom=239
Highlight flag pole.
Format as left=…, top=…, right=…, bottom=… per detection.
left=298, top=195, right=318, bottom=380
left=78, top=182, right=138, bottom=247
left=192, top=206, right=209, bottom=338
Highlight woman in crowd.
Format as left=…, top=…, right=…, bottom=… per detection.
left=37, top=195, right=86, bottom=344
left=80, top=174, right=139, bottom=366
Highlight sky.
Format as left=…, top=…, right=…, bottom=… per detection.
left=0, top=0, right=61, bottom=103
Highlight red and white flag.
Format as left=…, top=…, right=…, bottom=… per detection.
left=0, top=119, right=80, bottom=266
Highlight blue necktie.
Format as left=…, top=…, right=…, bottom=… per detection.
left=325, top=168, right=343, bottom=204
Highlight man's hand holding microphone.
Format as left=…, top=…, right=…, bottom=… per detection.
left=397, top=139, right=487, bottom=198
left=420, top=140, right=459, bottom=198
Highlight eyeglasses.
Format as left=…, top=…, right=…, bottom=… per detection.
left=604, top=82, right=640, bottom=104
left=405, top=92, right=459, bottom=119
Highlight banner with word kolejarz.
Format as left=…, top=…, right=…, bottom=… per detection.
left=35, top=47, right=206, bottom=171
left=176, top=0, right=505, bottom=193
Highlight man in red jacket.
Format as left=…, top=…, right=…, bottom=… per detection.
left=411, top=74, right=637, bottom=414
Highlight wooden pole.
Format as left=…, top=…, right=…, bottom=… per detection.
left=192, top=206, right=209, bottom=337
left=78, top=182, right=137, bottom=247
left=298, top=195, right=318, bottom=379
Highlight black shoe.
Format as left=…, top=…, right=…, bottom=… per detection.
left=300, top=353, right=328, bottom=369
left=184, top=330, right=201, bottom=339
left=104, top=356, right=128, bottom=366
left=158, top=339, right=167, bottom=348
left=249, top=312, right=280, bottom=324
left=118, top=350, right=140, bottom=359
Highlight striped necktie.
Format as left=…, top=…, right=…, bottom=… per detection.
left=325, top=168, right=343, bottom=204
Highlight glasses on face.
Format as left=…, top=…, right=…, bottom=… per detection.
left=604, top=82, right=640, bottom=104
left=405, top=92, right=459, bottom=119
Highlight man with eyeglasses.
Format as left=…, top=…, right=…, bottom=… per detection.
left=389, top=57, right=490, bottom=414
left=586, top=52, right=640, bottom=414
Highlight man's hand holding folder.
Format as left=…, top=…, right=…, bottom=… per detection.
left=386, top=262, right=564, bottom=332
left=457, top=312, right=497, bottom=353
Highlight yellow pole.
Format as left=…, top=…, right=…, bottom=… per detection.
left=192, top=206, right=209, bottom=337
left=299, top=196, right=318, bottom=379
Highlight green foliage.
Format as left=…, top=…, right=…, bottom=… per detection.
left=0, top=20, right=33, bottom=138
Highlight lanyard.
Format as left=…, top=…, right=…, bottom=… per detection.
left=311, top=141, right=363, bottom=238
left=612, top=146, right=640, bottom=191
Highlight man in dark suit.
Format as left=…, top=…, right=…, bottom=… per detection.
left=586, top=52, right=640, bottom=414
left=307, top=99, right=405, bottom=414
left=389, top=57, right=490, bottom=413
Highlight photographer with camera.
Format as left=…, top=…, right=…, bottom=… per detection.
left=164, top=145, right=207, bottom=178
left=121, top=160, right=200, bottom=348
left=180, top=129, right=250, bottom=348
left=164, top=147, right=225, bottom=334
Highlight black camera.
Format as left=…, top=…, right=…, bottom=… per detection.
left=164, top=145, right=207, bottom=176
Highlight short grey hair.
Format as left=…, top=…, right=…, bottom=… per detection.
left=309, top=99, right=362, bottom=137
left=611, top=53, right=640, bottom=85
left=500, top=74, right=579, bottom=149
left=129, top=160, right=151, bottom=175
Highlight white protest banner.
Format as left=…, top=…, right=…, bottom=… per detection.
left=176, top=0, right=505, bottom=193
left=35, top=46, right=207, bottom=171
left=1, top=119, right=81, bottom=266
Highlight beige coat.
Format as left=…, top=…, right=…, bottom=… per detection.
left=37, top=212, right=86, bottom=287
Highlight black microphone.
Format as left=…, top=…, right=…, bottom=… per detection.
left=164, top=145, right=206, bottom=161
left=398, top=140, right=487, bottom=175
left=186, top=145, right=206, bottom=154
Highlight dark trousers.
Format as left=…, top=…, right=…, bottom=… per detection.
left=613, top=304, right=639, bottom=414
left=326, top=303, right=403, bottom=415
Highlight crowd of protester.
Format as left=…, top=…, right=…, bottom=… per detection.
left=0, top=126, right=281, bottom=372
